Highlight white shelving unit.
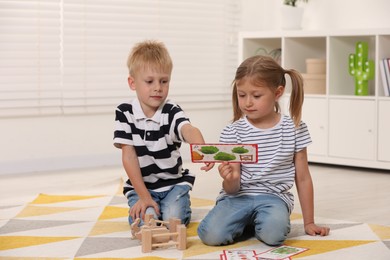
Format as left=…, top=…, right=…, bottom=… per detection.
left=239, top=29, right=390, bottom=170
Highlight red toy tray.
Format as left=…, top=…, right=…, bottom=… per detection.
left=190, top=143, right=258, bottom=163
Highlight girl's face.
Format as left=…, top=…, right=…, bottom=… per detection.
left=236, top=79, right=283, bottom=128
left=128, top=66, right=170, bottom=118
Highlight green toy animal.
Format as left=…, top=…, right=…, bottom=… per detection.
left=348, top=41, right=375, bottom=96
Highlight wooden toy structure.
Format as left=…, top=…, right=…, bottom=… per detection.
left=130, top=214, right=187, bottom=253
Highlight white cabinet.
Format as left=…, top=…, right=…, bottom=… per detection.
left=239, top=29, right=390, bottom=170
left=329, top=99, right=376, bottom=160
left=302, top=97, right=327, bottom=156
left=378, top=100, right=390, bottom=163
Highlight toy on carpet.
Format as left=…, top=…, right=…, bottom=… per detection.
left=130, top=214, right=187, bottom=253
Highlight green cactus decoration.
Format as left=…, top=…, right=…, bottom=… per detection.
left=348, top=41, right=375, bottom=96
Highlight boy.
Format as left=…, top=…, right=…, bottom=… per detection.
left=114, top=40, right=213, bottom=226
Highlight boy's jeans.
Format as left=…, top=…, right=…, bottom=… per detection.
left=127, top=184, right=192, bottom=226
left=197, top=193, right=290, bottom=246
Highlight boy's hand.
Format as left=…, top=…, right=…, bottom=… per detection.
left=304, top=223, right=330, bottom=236
left=200, top=162, right=215, bottom=172
left=129, top=197, right=160, bottom=221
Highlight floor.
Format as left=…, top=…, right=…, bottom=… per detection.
left=1, top=162, right=389, bottom=259
left=1, top=162, right=389, bottom=226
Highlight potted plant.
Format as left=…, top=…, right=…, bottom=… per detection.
left=281, top=0, right=309, bottom=30
left=283, top=0, right=308, bottom=7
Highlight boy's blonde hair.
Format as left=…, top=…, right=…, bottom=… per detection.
left=232, top=55, right=304, bottom=127
left=127, top=40, right=173, bottom=76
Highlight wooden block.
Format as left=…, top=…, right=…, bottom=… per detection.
left=177, top=224, right=187, bottom=250
left=141, top=228, right=152, bottom=253
left=169, top=218, right=181, bottom=233
left=144, top=214, right=154, bottom=226
left=151, top=227, right=170, bottom=243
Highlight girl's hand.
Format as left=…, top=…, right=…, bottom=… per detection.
left=304, top=223, right=330, bottom=236
left=218, top=161, right=241, bottom=194
left=218, top=162, right=235, bottom=180
left=218, top=162, right=241, bottom=194
left=129, top=197, right=160, bottom=221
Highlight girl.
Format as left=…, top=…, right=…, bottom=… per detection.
left=197, top=55, right=330, bottom=246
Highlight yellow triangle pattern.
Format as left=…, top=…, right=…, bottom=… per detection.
left=0, top=236, right=79, bottom=250
left=285, top=239, right=375, bottom=258
left=290, top=213, right=303, bottom=221
left=0, top=257, right=67, bottom=260
left=0, top=256, right=68, bottom=260
left=89, top=221, right=130, bottom=236
left=16, top=205, right=83, bottom=218
left=369, top=224, right=390, bottom=240
left=98, top=206, right=129, bottom=220
left=190, top=197, right=215, bottom=207
left=31, top=193, right=104, bottom=204
left=74, top=257, right=176, bottom=260
left=186, top=222, right=199, bottom=237
left=183, top=239, right=259, bottom=258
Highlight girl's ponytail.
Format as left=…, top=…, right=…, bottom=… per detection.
left=285, top=69, right=304, bottom=127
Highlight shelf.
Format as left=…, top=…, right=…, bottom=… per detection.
left=239, top=29, right=390, bottom=170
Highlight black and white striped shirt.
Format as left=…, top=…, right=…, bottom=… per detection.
left=114, top=99, right=195, bottom=197
left=218, top=114, right=312, bottom=212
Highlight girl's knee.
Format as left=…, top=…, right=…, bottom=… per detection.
left=257, top=231, right=287, bottom=246
left=255, top=224, right=289, bottom=246
left=197, top=222, right=233, bottom=246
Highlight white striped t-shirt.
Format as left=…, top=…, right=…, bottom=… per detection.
left=218, top=114, right=312, bottom=212
left=113, top=99, right=195, bottom=197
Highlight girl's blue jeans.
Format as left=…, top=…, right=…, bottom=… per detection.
left=197, top=193, right=290, bottom=246
left=127, top=184, right=192, bottom=226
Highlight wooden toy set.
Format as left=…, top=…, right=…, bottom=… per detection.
left=130, top=214, right=187, bottom=253
left=191, top=143, right=258, bottom=163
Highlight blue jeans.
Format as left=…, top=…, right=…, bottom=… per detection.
left=197, top=194, right=290, bottom=246
left=127, top=184, right=192, bottom=226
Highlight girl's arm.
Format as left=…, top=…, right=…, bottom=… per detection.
left=121, top=145, right=160, bottom=220
left=181, top=123, right=214, bottom=171
left=295, top=148, right=330, bottom=236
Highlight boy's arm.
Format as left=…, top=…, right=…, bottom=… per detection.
left=121, top=144, right=160, bottom=219
left=295, top=148, right=330, bottom=236
left=181, top=124, right=214, bottom=171
left=180, top=123, right=205, bottom=144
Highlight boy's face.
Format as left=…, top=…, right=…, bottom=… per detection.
left=128, top=66, right=170, bottom=118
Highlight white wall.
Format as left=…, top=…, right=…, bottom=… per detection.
left=0, top=113, right=119, bottom=174
left=241, top=0, right=390, bottom=31
left=0, top=1, right=237, bottom=175
left=0, top=107, right=232, bottom=175
left=2, top=0, right=389, bottom=175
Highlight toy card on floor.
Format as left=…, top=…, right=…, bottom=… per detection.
left=254, top=245, right=307, bottom=259
left=220, top=249, right=257, bottom=260
left=191, top=143, right=258, bottom=163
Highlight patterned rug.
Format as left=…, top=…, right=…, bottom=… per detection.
left=1, top=182, right=390, bottom=260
